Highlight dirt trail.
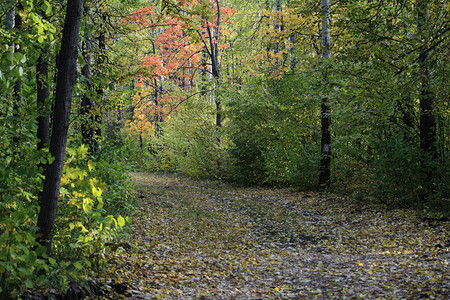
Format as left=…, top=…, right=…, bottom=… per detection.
left=105, top=173, right=449, bottom=299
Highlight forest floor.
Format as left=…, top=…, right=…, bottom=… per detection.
left=101, top=172, right=449, bottom=299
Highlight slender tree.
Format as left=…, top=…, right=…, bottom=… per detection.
left=274, top=0, right=282, bottom=56
left=36, top=1, right=51, bottom=151
left=205, top=0, right=222, bottom=127
left=417, top=0, right=437, bottom=159
left=319, top=0, right=331, bottom=188
left=81, top=6, right=95, bottom=152
left=37, top=0, right=84, bottom=255
left=36, top=55, right=50, bottom=151
left=5, top=1, right=22, bottom=152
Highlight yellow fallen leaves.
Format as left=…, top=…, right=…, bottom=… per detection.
left=100, top=173, right=449, bottom=299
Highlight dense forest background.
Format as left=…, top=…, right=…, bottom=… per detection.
left=0, top=0, right=448, bottom=297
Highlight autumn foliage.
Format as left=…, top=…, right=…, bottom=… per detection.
left=124, top=1, right=235, bottom=140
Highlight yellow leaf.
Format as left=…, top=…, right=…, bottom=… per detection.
left=118, top=215, right=125, bottom=227
left=77, top=223, right=88, bottom=233
left=83, top=198, right=92, bottom=212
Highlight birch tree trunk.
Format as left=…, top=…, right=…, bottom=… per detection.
left=37, top=0, right=84, bottom=256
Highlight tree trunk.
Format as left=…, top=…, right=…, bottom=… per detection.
left=319, top=0, right=331, bottom=188
left=36, top=5, right=51, bottom=152
left=81, top=13, right=95, bottom=152
left=274, top=0, right=281, bottom=55
left=209, top=0, right=221, bottom=128
left=416, top=0, right=437, bottom=200
left=37, top=0, right=84, bottom=256
left=5, top=0, right=14, bottom=30
left=13, top=11, right=22, bottom=107
left=94, top=20, right=106, bottom=145
left=36, top=55, right=50, bottom=150
left=5, top=2, right=22, bottom=152
left=417, top=0, right=436, bottom=159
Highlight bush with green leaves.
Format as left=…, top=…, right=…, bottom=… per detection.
left=162, top=96, right=230, bottom=179
left=58, top=145, right=131, bottom=289
left=0, top=95, right=47, bottom=297
left=0, top=141, right=132, bottom=297
left=226, top=74, right=321, bottom=187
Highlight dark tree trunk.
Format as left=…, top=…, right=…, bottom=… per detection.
left=37, top=0, right=84, bottom=256
left=319, top=101, right=331, bottom=187
left=13, top=11, right=22, bottom=106
left=36, top=4, right=51, bottom=152
left=81, top=18, right=95, bottom=152
left=417, top=44, right=436, bottom=158
left=211, top=32, right=222, bottom=128
left=416, top=0, right=437, bottom=199
left=206, top=0, right=221, bottom=128
left=36, top=55, right=50, bottom=150
left=94, top=23, right=106, bottom=144
left=12, top=9, right=22, bottom=151
left=319, top=0, right=331, bottom=188
left=153, top=78, right=164, bottom=135
left=201, top=51, right=208, bottom=97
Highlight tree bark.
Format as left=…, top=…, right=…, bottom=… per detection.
left=5, top=1, right=14, bottom=30
left=13, top=11, right=22, bottom=106
left=274, top=0, right=282, bottom=56
left=417, top=0, right=436, bottom=159
left=207, top=0, right=221, bottom=128
left=81, top=12, right=95, bottom=152
left=94, top=17, right=106, bottom=145
left=37, top=0, right=84, bottom=256
left=36, top=55, right=50, bottom=150
left=319, top=0, right=331, bottom=188
left=11, top=9, right=23, bottom=154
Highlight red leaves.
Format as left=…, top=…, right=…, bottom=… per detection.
left=124, top=1, right=236, bottom=138
left=127, top=7, right=158, bottom=27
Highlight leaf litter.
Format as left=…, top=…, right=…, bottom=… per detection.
left=99, top=173, right=449, bottom=299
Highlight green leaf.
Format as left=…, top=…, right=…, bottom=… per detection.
left=43, top=1, right=52, bottom=15
left=97, top=198, right=104, bottom=209
left=117, top=215, right=125, bottom=227
left=24, top=279, right=33, bottom=289
left=48, top=153, right=55, bottom=164
left=18, top=66, right=23, bottom=77
left=88, top=160, right=94, bottom=171
left=73, top=262, right=83, bottom=270
left=13, top=52, right=23, bottom=62
left=48, top=257, right=56, bottom=265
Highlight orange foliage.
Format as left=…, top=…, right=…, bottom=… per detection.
left=125, top=1, right=236, bottom=137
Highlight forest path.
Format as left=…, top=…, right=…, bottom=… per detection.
left=106, top=172, right=449, bottom=299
